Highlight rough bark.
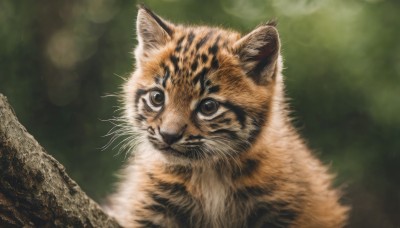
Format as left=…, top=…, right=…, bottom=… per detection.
left=0, top=94, right=121, bottom=227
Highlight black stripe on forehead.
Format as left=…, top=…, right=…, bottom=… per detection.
left=211, top=56, right=219, bottom=69
left=196, top=31, right=212, bottom=49
left=175, top=36, right=185, bottom=52
left=191, top=65, right=221, bottom=96
left=191, top=61, right=198, bottom=72
left=170, top=55, right=179, bottom=73
left=162, top=68, right=171, bottom=88
left=187, top=31, right=195, bottom=46
left=193, top=67, right=208, bottom=96
left=201, top=54, right=208, bottom=63
left=183, top=31, right=195, bottom=53
left=208, top=35, right=220, bottom=55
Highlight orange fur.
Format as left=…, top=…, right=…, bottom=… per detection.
left=105, top=6, right=349, bottom=228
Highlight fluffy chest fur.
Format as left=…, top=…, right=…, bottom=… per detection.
left=140, top=149, right=240, bottom=227
left=188, top=167, right=230, bottom=222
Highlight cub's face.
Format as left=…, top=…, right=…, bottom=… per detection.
left=123, top=7, right=280, bottom=162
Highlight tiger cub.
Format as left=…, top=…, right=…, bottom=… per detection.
left=105, top=6, right=349, bottom=228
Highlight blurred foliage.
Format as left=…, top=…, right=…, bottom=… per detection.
left=0, top=0, right=399, bottom=227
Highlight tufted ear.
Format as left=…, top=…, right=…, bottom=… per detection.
left=136, top=5, right=175, bottom=59
left=234, top=24, right=280, bottom=85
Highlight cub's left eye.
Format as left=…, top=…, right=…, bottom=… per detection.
left=199, top=99, right=219, bottom=116
left=149, top=90, right=164, bottom=107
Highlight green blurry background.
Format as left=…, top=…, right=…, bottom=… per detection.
left=0, top=0, right=399, bottom=227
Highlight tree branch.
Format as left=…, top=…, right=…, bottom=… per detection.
left=0, top=94, right=121, bottom=227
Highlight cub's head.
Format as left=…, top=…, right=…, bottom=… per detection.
left=123, top=6, right=281, bottom=163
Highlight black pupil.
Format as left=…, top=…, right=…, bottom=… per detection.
left=202, top=100, right=217, bottom=114
left=151, top=91, right=163, bottom=105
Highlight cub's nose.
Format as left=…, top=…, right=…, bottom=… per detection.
left=158, top=110, right=187, bottom=145
left=160, top=130, right=183, bottom=145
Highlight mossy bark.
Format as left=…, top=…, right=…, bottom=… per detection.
left=0, top=94, right=121, bottom=227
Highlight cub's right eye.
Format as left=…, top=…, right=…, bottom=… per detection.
left=199, top=99, right=219, bottom=116
left=149, top=90, right=165, bottom=107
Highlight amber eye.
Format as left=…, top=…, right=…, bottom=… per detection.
left=149, top=90, right=164, bottom=107
left=199, top=99, right=219, bottom=116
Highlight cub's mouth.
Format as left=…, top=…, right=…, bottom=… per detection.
left=159, top=146, right=185, bottom=157
left=152, top=143, right=203, bottom=160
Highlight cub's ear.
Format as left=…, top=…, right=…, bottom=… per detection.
left=136, top=5, right=175, bottom=59
left=234, top=25, right=280, bottom=85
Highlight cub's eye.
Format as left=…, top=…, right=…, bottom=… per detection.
left=149, top=90, right=164, bottom=107
left=199, top=99, right=219, bottom=116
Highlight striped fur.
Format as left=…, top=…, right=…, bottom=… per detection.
left=105, top=6, right=349, bottom=228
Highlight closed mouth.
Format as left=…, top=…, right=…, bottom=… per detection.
left=156, top=145, right=202, bottom=160
left=159, top=146, right=187, bottom=157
